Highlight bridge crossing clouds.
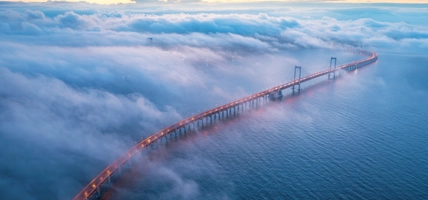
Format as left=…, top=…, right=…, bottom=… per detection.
left=74, top=50, right=378, bottom=200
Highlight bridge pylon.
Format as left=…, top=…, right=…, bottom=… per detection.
left=292, top=66, right=302, bottom=93
left=328, top=57, right=337, bottom=79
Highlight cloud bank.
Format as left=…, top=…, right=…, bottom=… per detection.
left=0, top=2, right=427, bottom=199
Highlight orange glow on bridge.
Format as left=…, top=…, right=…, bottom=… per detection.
left=73, top=50, right=378, bottom=200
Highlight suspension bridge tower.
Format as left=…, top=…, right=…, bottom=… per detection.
left=328, top=57, right=337, bottom=79
left=292, top=65, right=302, bottom=93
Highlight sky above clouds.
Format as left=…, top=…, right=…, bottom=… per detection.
left=0, top=1, right=427, bottom=199
left=1, top=0, right=428, bottom=4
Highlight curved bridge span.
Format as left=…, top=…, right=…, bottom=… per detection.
left=74, top=50, right=378, bottom=200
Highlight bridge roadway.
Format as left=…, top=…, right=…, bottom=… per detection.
left=74, top=50, right=378, bottom=200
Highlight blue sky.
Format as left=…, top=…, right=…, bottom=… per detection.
left=0, top=2, right=427, bottom=199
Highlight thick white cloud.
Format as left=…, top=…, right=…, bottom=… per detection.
left=1, top=8, right=427, bottom=52
left=0, top=67, right=184, bottom=198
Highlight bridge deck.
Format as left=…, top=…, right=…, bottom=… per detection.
left=74, top=50, right=378, bottom=200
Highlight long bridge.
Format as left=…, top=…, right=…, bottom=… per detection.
left=74, top=49, right=378, bottom=200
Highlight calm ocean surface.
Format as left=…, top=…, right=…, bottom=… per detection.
left=105, top=50, right=428, bottom=199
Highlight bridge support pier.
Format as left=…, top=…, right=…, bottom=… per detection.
left=268, top=89, right=283, bottom=100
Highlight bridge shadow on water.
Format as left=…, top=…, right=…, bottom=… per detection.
left=97, top=67, right=372, bottom=200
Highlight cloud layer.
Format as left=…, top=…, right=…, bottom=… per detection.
left=0, top=2, right=427, bottom=199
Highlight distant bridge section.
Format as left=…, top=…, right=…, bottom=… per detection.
left=74, top=50, right=378, bottom=200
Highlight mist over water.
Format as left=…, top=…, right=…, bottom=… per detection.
left=106, top=52, right=428, bottom=200
left=1, top=2, right=428, bottom=200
